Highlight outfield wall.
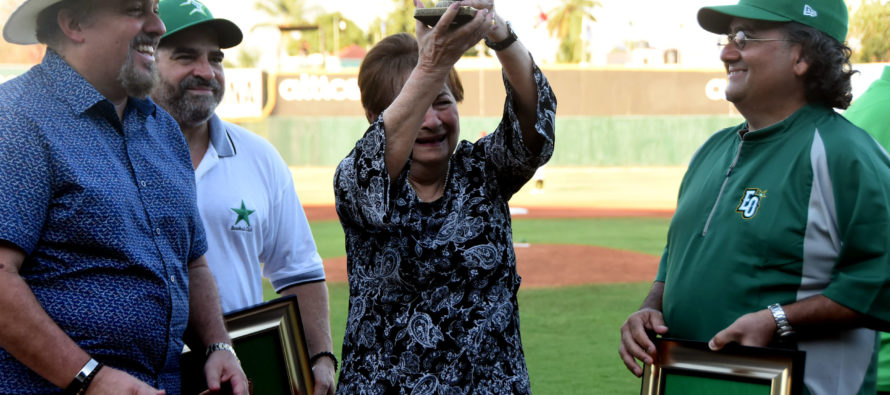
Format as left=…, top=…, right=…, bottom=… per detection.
left=233, top=66, right=744, bottom=167
left=240, top=114, right=743, bottom=167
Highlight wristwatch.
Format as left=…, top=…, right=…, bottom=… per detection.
left=767, top=303, right=795, bottom=338
left=484, top=21, right=518, bottom=51
left=65, top=358, right=103, bottom=395
left=206, top=342, right=238, bottom=359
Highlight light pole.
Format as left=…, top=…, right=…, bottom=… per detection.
left=333, top=16, right=339, bottom=55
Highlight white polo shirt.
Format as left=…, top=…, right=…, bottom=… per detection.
left=195, top=114, right=324, bottom=313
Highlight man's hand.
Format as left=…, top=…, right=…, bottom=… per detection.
left=311, top=358, right=336, bottom=395
left=84, top=367, right=164, bottom=395
left=204, top=350, right=249, bottom=395
left=708, top=309, right=775, bottom=350
left=619, top=308, right=668, bottom=377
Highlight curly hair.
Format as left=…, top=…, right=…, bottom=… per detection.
left=784, top=22, right=856, bottom=109
left=357, top=33, right=464, bottom=122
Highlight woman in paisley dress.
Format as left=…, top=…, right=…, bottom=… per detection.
left=334, top=0, right=556, bottom=393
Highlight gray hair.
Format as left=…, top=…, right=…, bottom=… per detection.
left=35, top=0, right=97, bottom=49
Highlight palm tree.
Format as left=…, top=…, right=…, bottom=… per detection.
left=301, top=12, right=368, bottom=54
left=849, top=0, right=890, bottom=62
left=368, top=0, right=420, bottom=43
left=255, top=0, right=309, bottom=24
left=546, top=0, right=601, bottom=63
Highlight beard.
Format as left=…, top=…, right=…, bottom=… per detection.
left=119, top=34, right=160, bottom=99
left=153, top=75, right=224, bottom=127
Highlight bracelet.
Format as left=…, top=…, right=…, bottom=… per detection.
left=65, top=358, right=103, bottom=395
left=768, top=303, right=795, bottom=338
left=309, top=351, right=339, bottom=372
left=206, top=342, right=238, bottom=359
left=484, top=20, right=518, bottom=51
left=76, top=361, right=103, bottom=395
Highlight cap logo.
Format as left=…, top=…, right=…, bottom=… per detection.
left=180, top=0, right=207, bottom=16
left=803, top=4, right=818, bottom=17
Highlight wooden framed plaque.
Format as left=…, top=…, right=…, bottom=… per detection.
left=181, top=295, right=314, bottom=395
left=641, top=337, right=805, bottom=395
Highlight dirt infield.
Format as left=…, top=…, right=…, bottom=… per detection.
left=307, top=205, right=663, bottom=287
left=512, top=244, right=658, bottom=287
left=303, top=205, right=673, bottom=222
left=321, top=244, right=658, bottom=287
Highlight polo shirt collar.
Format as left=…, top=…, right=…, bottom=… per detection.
left=208, top=113, right=236, bottom=158
left=742, top=104, right=824, bottom=142
left=41, top=49, right=155, bottom=117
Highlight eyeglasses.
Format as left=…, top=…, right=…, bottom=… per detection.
left=717, top=30, right=791, bottom=50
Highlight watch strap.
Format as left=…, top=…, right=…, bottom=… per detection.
left=768, top=303, right=795, bottom=337
left=484, top=21, right=518, bottom=51
left=65, top=358, right=103, bottom=395
left=206, top=342, right=238, bottom=359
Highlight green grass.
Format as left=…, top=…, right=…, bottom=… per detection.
left=519, top=282, right=653, bottom=394
left=305, top=220, right=346, bottom=258
left=511, top=217, right=671, bottom=256
left=262, top=217, right=669, bottom=394
left=308, top=216, right=672, bottom=258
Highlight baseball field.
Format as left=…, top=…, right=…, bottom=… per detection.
left=263, top=166, right=685, bottom=394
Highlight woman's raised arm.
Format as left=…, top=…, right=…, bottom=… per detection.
left=380, top=1, right=494, bottom=181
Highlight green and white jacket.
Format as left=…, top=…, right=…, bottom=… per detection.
left=656, top=104, right=890, bottom=395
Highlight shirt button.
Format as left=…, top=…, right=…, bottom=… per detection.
left=155, top=228, right=161, bottom=236
left=170, top=275, right=176, bottom=283
left=140, top=180, right=147, bottom=187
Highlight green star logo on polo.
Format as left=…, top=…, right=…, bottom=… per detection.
left=179, top=0, right=207, bottom=15
left=231, top=201, right=255, bottom=226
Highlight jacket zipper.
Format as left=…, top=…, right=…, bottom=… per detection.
left=702, top=138, right=745, bottom=236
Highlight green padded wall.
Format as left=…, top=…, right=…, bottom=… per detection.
left=238, top=115, right=743, bottom=167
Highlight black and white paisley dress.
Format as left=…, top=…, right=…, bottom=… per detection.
left=334, top=66, right=556, bottom=394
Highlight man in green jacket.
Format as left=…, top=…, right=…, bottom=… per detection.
left=844, top=66, right=890, bottom=395
left=618, top=1, right=890, bottom=394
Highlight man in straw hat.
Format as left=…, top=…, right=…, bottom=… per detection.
left=0, top=0, right=247, bottom=393
left=619, top=0, right=890, bottom=393
left=152, top=0, right=336, bottom=393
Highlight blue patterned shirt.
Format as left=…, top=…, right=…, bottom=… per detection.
left=0, top=50, right=207, bottom=394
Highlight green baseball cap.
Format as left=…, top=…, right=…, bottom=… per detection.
left=698, top=0, right=848, bottom=44
left=159, top=0, right=242, bottom=48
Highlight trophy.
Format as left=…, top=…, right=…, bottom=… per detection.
left=414, top=1, right=479, bottom=26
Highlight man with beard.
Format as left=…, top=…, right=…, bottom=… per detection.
left=153, top=1, right=335, bottom=393
left=0, top=0, right=248, bottom=394
left=618, top=0, right=890, bottom=393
